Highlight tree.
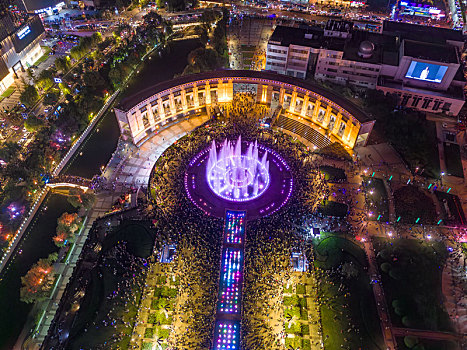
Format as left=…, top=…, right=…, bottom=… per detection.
left=196, top=25, right=208, bottom=46
left=55, top=56, right=71, bottom=73
left=109, top=63, right=129, bottom=89
left=43, top=89, right=60, bottom=106
left=182, top=48, right=222, bottom=75
left=53, top=212, right=82, bottom=247
left=67, top=188, right=96, bottom=210
left=36, top=69, right=55, bottom=90
left=91, top=32, right=103, bottom=45
left=24, top=114, right=44, bottom=132
left=0, top=142, right=20, bottom=162
left=20, top=258, right=55, bottom=303
left=20, top=85, right=39, bottom=107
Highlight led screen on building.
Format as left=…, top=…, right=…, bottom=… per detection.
left=405, top=61, right=448, bottom=83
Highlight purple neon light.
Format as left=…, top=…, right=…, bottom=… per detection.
left=214, top=321, right=240, bottom=350
left=218, top=248, right=242, bottom=313
left=225, top=211, right=245, bottom=244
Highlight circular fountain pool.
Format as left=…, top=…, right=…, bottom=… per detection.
left=185, top=137, right=293, bottom=219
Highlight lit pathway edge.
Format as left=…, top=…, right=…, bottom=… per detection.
left=0, top=91, right=119, bottom=275
left=213, top=210, right=246, bottom=350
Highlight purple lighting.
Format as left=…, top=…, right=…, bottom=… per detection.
left=218, top=248, right=242, bottom=314
left=207, top=136, right=270, bottom=202
left=225, top=211, right=245, bottom=244
left=214, top=321, right=240, bottom=350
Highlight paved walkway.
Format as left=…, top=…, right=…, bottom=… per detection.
left=392, top=327, right=463, bottom=341
left=103, top=114, right=209, bottom=185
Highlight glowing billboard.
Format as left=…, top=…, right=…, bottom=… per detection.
left=405, top=61, right=448, bottom=83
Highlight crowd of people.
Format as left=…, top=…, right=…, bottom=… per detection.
left=147, top=95, right=336, bottom=349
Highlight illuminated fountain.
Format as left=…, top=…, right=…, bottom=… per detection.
left=206, top=136, right=270, bottom=202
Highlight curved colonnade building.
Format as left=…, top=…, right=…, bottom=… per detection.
left=114, top=70, right=374, bottom=151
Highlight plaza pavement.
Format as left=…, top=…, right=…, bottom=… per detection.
left=103, top=114, right=210, bottom=186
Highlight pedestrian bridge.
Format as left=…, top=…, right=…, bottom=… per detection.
left=46, top=176, right=92, bottom=192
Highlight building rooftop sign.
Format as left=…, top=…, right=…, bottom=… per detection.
left=17, top=25, right=31, bottom=40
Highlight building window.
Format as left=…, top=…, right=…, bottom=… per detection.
left=421, top=99, right=432, bottom=109
left=441, top=102, right=452, bottom=111
left=432, top=100, right=441, bottom=111
left=411, top=97, right=421, bottom=107
left=400, top=95, right=409, bottom=106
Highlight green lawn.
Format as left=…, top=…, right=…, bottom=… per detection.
left=374, top=238, right=452, bottom=332
left=33, top=46, right=52, bottom=66
left=0, top=86, right=15, bottom=99
left=393, top=185, right=436, bottom=224
left=362, top=176, right=389, bottom=222
left=313, top=235, right=384, bottom=350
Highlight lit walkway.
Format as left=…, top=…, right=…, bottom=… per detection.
left=103, top=114, right=210, bottom=186
left=212, top=210, right=246, bottom=350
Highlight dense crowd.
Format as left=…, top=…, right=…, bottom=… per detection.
left=148, top=96, right=331, bottom=349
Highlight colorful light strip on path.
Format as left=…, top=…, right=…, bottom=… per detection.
left=219, top=248, right=242, bottom=313
left=213, top=210, right=246, bottom=350
left=224, top=211, right=245, bottom=244
left=213, top=320, right=240, bottom=350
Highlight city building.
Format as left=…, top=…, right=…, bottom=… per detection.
left=265, top=20, right=466, bottom=115
left=0, top=14, right=45, bottom=94
left=114, top=70, right=374, bottom=150
left=14, top=0, right=65, bottom=14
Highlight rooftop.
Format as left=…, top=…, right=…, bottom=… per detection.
left=403, top=40, right=459, bottom=64
left=382, top=20, right=464, bottom=45
left=269, top=25, right=324, bottom=48
left=116, top=70, right=372, bottom=123
left=342, top=30, right=399, bottom=66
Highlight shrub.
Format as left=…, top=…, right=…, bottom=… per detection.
left=302, top=339, right=311, bottom=350
left=381, top=262, right=391, bottom=273
left=144, top=327, right=154, bottom=338
left=151, top=298, right=160, bottom=310
left=301, top=324, right=310, bottom=336
left=299, top=297, right=307, bottom=308
left=404, top=336, right=419, bottom=348
left=296, top=284, right=306, bottom=295
left=284, top=295, right=299, bottom=307
left=300, top=308, right=308, bottom=320
left=142, top=342, right=153, bottom=350
left=159, top=328, right=170, bottom=339
left=147, top=313, right=157, bottom=324
left=154, top=287, right=162, bottom=298
left=402, top=315, right=414, bottom=328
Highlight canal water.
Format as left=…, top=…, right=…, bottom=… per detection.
left=0, top=194, right=77, bottom=350
left=62, top=38, right=201, bottom=179
left=0, top=38, right=201, bottom=350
